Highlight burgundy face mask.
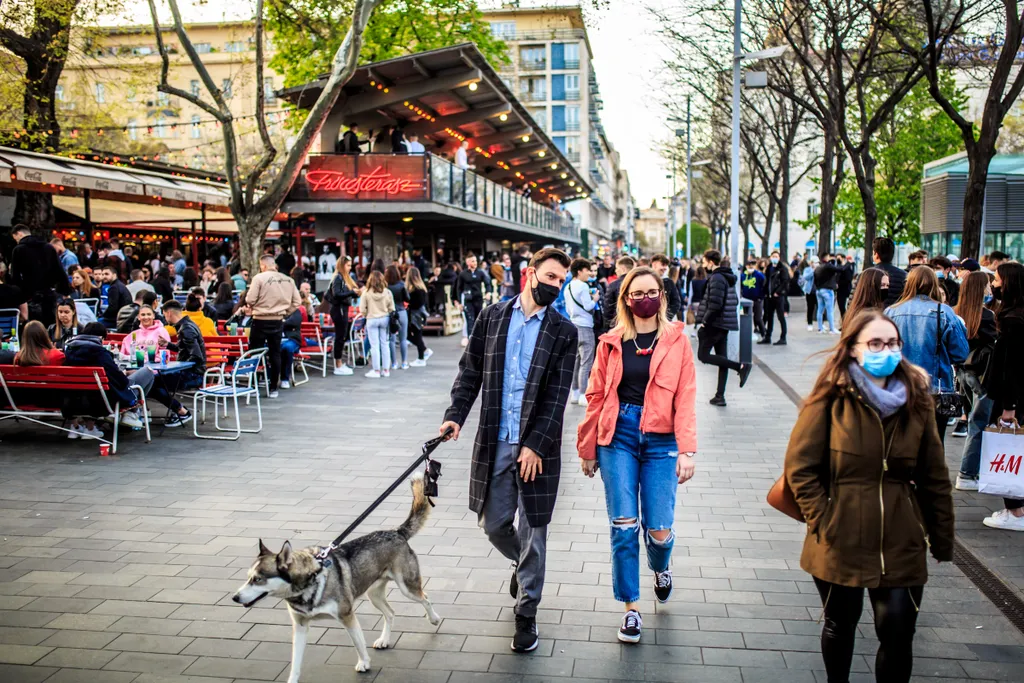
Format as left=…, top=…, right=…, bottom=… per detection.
left=628, top=295, right=661, bottom=319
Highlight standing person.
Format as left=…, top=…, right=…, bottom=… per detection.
left=872, top=237, right=907, bottom=306
left=980, top=262, right=1024, bottom=530
left=386, top=265, right=410, bottom=370
left=602, top=256, right=636, bottom=332
left=565, top=258, right=601, bottom=407
left=243, top=254, right=301, bottom=398
left=405, top=267, right=433, bottom=367
left=952, top=271, right=997, bottom=491
left=390, top=124, right=407, bottom=154
left=785, top=309, right=954, bottom=683
left=359, top=270, right=395, bottom=378
left=930, top=257, right=960, bottom=306
left=499, top=253, right=518, bottom=301
left=326, top=256, right=359, bottom=376
left=650, top=254, right=682, bottom=321
left=761, top=250, right=790, bottom=345
left=576, top=267, right=697, bottom=643
left=884, top=266, right=969, bottom=442
left=337, top=123, right=366, bottom=154
left=406, top=133, right=426, bottom=154
left=373, top=125, right=393, bottom=154
left=47, top=298, right=82, bottom=349
left=597, top=254, right=616, bottom=283
left=9, top=224, right=71, bottom=327
left=510, top=245, right=531, bottom=292
left=454, top=253, right=487, bottom=346
left=742, top=259, right=767, bottom=340
left=695, top=250, right=751, bottom=406
left=275, top=245, right=296, bottom=276
left=437, top=248, right=577, bottom=654
left=50, top=237, right=78, bottom=274
left=835, top=253, right=855, bottom=321
left=686, top=265, right=708, bottom=329
left=843, top=268, right=890, bottom=325
left=99, top=265, right=132, bottom=331
left=800, top=256, right=818, bottom=331
left=814, top=254, right=842, bottom=334
left=455, top=139, right=470, bottom=170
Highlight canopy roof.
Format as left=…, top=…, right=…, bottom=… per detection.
left=279, top=43, right=592, bottom=204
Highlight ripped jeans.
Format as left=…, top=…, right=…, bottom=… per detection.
left=596, top=403, right=678, bottom=603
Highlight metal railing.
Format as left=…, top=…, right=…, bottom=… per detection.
left=520, top=91, right=548, bottom=102
left=563, top=59, right=581, bottom=69
left=520, top=59, right=547, bottom=71
left=564, top=90, right=581, bottom=101
left=496, top=28, right=586, bottom=42
left=565, top=121, right=581, bottom=132
left=565, top=151, right=581, bottom=163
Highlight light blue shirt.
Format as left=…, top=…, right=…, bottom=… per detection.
left=498, top=296, right=546, bottom=444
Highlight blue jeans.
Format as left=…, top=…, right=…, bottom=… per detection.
left=959, top=371, right=992, bottom=479
left=366, top=316, right=391, bottom=372
left=596, top=404, right=678, bottom=603
left=390, top=309, right=408, bottom=366
left=816, top=289, right=836, bottom=331
left=280, top=338, right=300, bottom=381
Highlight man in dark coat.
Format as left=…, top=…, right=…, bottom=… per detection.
left=836, top=253, right=856, bottom=320
left=453, top=253, right=488, bottom=344
left=439, top=248, right=577, bottom=655
left=695, top=250, right=751, bottom=406
left=600, top=255, right=636, bottom=332
left=651, top=253, right=682, bottom=320
left=872, top=237, right=906, bottom=307
left=760, top=250, right=790, bottom=345
left=9, top=224, right=71, bottom=327
left=98, top=264, right=133, bottom=330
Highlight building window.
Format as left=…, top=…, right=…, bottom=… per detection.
left=263, top=79, right=276, bottom=104
left=127, top=119, right=137, bottom=141
left=194, top=43, right=212, bottom=54
left=126, top=86, right=136, bottom=102
left=95, top=83, right=105, bottom=103
left=531, top=108, right=547, bottom=131
left=519, top=76, right=546, bottom=102
left=190, top=114, right=201, bottom=139
left=225, top=41, right=246, bottom=53
left=490, top=21, right=515, bottom=39
left=54, top=85, right=64, bottom=101
left=564, top=42, right=580, bottom=69
left=190, top=80, right=200, bottom=97
left=565, top=74, right=580, bottom=100
left=519, top=45, right=545, bottom=71
left=131, top=45, right=153, bottom=56
left=807, top=198, right=820, bottom=219
left=157, top=90, right=169, bottom=106
left=565, top=136, right=580, bottom=155
left=155, top=117, right=168, bottom=138
left=566, top=106, right=580, bottom=131
left=221, top=78, right=233, bottom=99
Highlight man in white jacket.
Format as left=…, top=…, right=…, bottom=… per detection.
left=565, top=258, right=600, bottom=406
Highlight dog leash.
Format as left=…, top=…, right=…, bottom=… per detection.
left=316, top=427, right=452, bottom=560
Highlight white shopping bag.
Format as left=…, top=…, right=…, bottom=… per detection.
left=979, top=425, right=1024, bottom=499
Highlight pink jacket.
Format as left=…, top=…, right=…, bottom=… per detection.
left=120, top=323, right=171, bottom=356
left=577, top=323, right=698, bottom=460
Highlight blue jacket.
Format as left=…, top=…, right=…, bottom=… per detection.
left=884, top=296, right=969, bottom=392
left=800, top=266, right=815, bottom=295
left=740, top=269, right=766, bottom=300
left=63, top=335, right=139, bottom=408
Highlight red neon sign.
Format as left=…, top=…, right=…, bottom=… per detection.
left=306, top=166, right=422, bottom=195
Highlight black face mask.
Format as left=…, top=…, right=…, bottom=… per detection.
left=531, top=277, right=561, bottom=307
left=992, top=286, right=1002, bottom=301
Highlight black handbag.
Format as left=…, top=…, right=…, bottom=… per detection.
left=389, top=310, right=401, bottom=335
left=932, top=302, right=964, bottom=419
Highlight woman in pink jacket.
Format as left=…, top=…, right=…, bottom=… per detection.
left=120, top=305, right=170, bottom=356
left=577, top=266, right=698, bottom=644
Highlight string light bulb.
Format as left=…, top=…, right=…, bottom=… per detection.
left=538, top=151, right=546, bottom=157
left=560, top=173, right=568, bottom=179
left=522, top=135, right=530, bottom=142
left=499, top=113, right=508, bottom=121
left=468, top=82, right=478, bottom=91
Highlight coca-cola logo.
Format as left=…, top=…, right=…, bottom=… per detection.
left=23, top=170, right=43, bottom=182
left=306, top=165, right=423, bottom=196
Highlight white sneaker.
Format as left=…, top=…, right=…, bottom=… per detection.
left=365, top=370, right=381, bottom=378
left=578, top=394, right=588, bottom=407
left=410, top=359, right=427, bottom=367
left=807, top=325, right=814, bottom=332
left=81, top=425, right=105, bottom=439
left=983, top=510, right=1024, bottom=531
left=382, top=370, right=391, bottom=377
left=401, top=363, right=410, bottom=370
left=334, top=365, right=354, bottom=376
left=280, top=380, right=291, bottom=390
left=268, top=391, right=280, bottom=399
left=830, top=329, right=841, bottom=335
left=424, top=348, right=434, bottom=360
left=67, top=424, right=82, bottom=440
left=460, top=337, right=469, bottom=347
left=570, top=390, right=580, bottom=404
left=955, top=476, right=979, bottom=491
left=120, top=411, right=144, bottom=429
left=391, top=364, right=399, bottom=370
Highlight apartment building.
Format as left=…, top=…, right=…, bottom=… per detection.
left=483, top=5, right=631, bottom=254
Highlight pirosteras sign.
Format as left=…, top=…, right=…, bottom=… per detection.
left=302, top=155, right=428, bottom=201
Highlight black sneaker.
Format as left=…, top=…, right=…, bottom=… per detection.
left=654, top=570, right=673, bottom=603
left=509, top=563, right=519, bottom=600
left=756, top=338, right=771, bottom=345
left=739, top=363, right=753, bottom=388
left=951, top=420, right=968, bottom=438
left=773, top=339, right=787, bottom=346
left=618, top=610, right=642, bottom=643
left=512, top=614, right=538, bottom=653
left=709, top=395, right=727, bottom=407
left=166, top=410, right=193, bottom=428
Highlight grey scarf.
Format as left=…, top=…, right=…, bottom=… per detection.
left=848, top=362, right=907, bottom=419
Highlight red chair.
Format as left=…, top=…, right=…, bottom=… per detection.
left=298, top=322, right=332, bottom=378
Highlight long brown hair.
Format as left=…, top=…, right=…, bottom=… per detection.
left=405, top=266, right=427, bottom=293
left=613, top=266, right=669, bottom=342
left=366, top=270, right=387, bottom=294
left=384, top=265, right=402, bottom=286
left=14, top=321, right=56, bottom=367
left=995, top=262, right=1024, bottom=329
left=954, top=271, right=990, bottom=339
left=894, top=265, right=941, bottom=306
left=334, top=254, right=358, bottom=291
left=804, top=309, right=932, bottom=414
left=844, top=267, right=887, bottom=324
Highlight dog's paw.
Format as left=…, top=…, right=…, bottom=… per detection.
left=372, top=635, right=390, bottom=649
left=427, top=610, right=441, bottom=626
left=354, top=659, right=371, bottom=673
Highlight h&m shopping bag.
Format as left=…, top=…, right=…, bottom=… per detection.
left=979, top=425, right=1024, bottom=499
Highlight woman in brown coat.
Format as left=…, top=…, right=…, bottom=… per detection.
left=784, top=309, right=954, bottom=683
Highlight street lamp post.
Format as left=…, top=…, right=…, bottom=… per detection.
left=685, top=94, right=692, bottom=260
left=731, top=0, right=742, bottom=269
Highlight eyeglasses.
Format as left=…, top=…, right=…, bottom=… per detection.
left=859, top=338, right=903, bottom=353
left=627, top=289, right=662, bottom=301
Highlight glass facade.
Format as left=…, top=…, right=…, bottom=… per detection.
left=921, top=232, right=1024, bottom=261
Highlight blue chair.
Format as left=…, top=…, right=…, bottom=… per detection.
left=192, top=348, right=266, bottom=440
left=0, top=309, right=19, bottom=343
left=173, top=291, right=189, bottom=305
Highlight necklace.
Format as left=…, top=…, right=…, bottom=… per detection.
left=632, top=333, right=657, bottom=356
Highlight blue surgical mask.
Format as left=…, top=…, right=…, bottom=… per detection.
left=935, top=270, right=945, bottom=279
left=770, top=257, right=779, bottom=265
left=984, top=293, right=994, bottom=304
left=861, top=349, right=901, bottom=378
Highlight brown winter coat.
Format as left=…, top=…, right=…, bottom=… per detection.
left=784, top=380, right=954, bottom=588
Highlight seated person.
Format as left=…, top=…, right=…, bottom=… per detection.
left=48, top=298, right=83, bottom=350
left=171, top=292, right=217, bottom=338
left=190, top=286, right=220, bottom=324
left=117, top=289, right=161, bottom=333
left=120, top=304, right=170, bottom=356
left=15, top=321, right=65, bottom=366
left=63, top=322, right=148, bottom=430
left=212, top=282, right=236, bottom=321
left=280, top=308, right=305, bottom=390
left=159, top=300, right=207, bottom=393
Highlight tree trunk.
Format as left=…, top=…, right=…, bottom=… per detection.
left=779, top=154, right=791, bottom=261
left=818, top=126, right=843, bottom=259
left=961, top=134, right=998, bottom=260
left=851, top=149, right=878, bottom=264
left=762, top=196, right=776, bottom=258
left=12, top=191, right=55, bottom=236
left=238, top=215, right=270, bottom=273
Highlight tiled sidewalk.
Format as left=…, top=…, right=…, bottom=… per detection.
left=0, top=314, right=1022, bottom=682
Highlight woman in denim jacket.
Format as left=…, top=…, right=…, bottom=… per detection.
left=884, top=266, right=969, bottom=441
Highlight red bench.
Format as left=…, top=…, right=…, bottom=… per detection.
left=0, top=365, right=151, bottom=454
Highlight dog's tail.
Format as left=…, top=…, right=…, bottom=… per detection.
left=398, top=472, right=431, bottom=540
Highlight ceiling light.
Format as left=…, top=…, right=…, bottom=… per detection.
left=499, top=113, right=508, bottom=121
left=569, top=181, right=575, bottom=186
left=469, top=82, right=478, bottom=91
left=538, top=151, right=546, bottom=157
left=550, top=163, right=557, bottom=169
left=560, top=173, right=568, bottom=179
left=402, top=217, right=413, bottom=222
left=522, top=135, right=530, bottom=142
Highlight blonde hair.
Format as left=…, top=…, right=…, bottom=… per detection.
left=366, top=270, right=387, bottom=293
left=405, top=266, right=428, bottom=293
left=612, top=266, right=669, bottom=342
left=334, top=254, right=358, bottom=290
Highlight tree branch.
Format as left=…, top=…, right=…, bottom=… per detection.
left=246, top=0, right=278, bottom=207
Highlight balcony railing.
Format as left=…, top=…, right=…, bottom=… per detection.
left=520, top=59, right=547, bottom=71
left=565, top=151, right=581, bottom=163
left=565, top=90, right=581, bottom=101
left=565, top=121, right=581, bottom=132
left=496, top=29, right=586, bottom=42
left=520, top=91, right=548, bottom=102
left=290, top=154, right=578, bottom=242
left=563, top=59, right=581, bottom=69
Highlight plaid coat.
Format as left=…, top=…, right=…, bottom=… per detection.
left=444, top=298, right=578, bottom=527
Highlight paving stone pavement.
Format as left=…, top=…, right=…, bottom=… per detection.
left=1, top=307, right=1023, bottom=683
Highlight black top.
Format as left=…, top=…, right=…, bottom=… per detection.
left=408, top=287, right=428, bottom=310
left=0, top=283, right=25, bottom=309
left=618, top=332, right=657, bottom=406
left=388, top=282, right=409, bottom=307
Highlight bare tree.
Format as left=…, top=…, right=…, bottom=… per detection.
left=866, top=0, right=1019, bottom=259
left=145, top=0, right=380, bottom=271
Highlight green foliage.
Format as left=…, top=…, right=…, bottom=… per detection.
left=676, top=222, right=712, bottom=256
left=267, top=0, right=509, bottom=89
left=835, top=72, right=966, bottom=249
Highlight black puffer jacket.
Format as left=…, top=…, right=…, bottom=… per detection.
left=696, top=267, right=739, bottom=331
left=167, top=316, right=206, bottom=381
left=766, top=263, right=790, bottom=298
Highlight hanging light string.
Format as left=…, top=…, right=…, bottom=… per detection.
left=1, top=109, right=298, bottom=139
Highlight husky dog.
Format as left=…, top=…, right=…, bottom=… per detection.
left=232, top=473, right=440, bottom=678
